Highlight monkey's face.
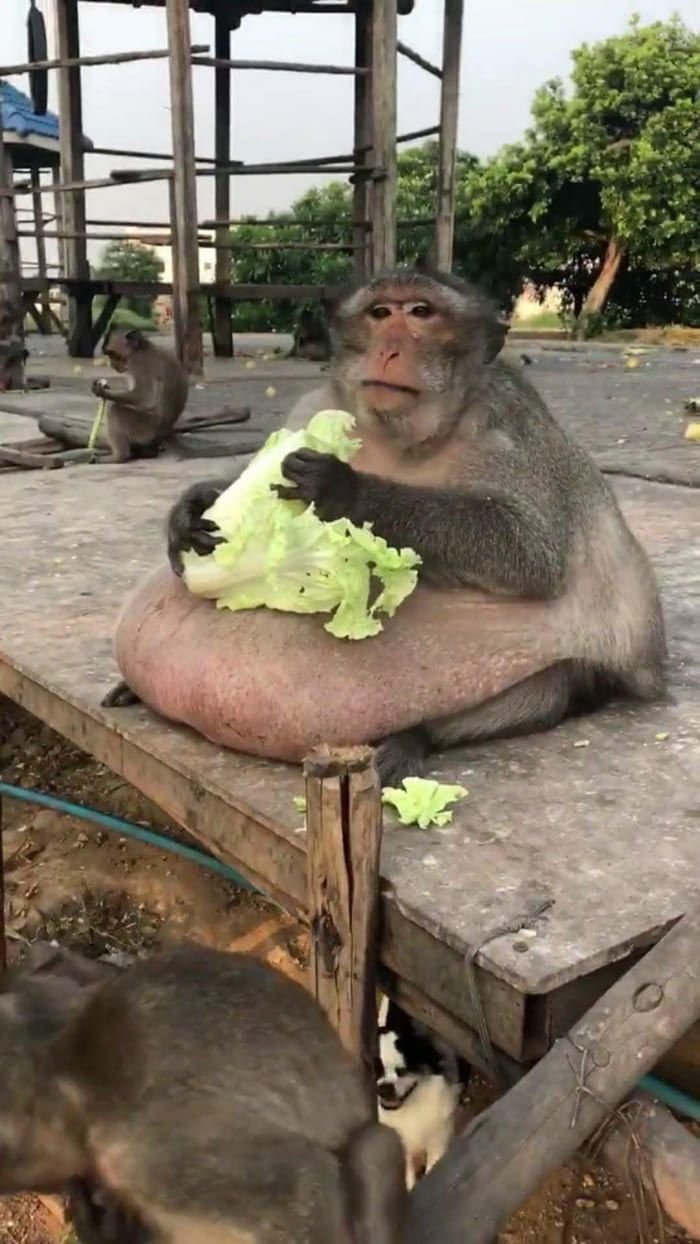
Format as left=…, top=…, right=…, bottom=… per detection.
left=331, top=272, right=506, bottom=429
left=102, top=328, right=145, bottom=374
left=103, top=337, right=130, bottom=374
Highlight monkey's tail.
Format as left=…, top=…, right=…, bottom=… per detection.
left=341, top=1120, right=407, bottom=1244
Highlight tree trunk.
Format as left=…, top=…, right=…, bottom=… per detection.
left=573, top=236, right=625, bottom=338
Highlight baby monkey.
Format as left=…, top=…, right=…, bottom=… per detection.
left=0, top=943, right=406, bottom=1244
left=92, top=326, right=188, bottom=463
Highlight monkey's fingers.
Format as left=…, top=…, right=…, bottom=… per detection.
left=274, top=484, right=306, bottom=502
left=188, top=525, right=223, bottom=557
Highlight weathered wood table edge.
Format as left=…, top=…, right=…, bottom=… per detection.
left=0, top=649, right=680, bottom=1074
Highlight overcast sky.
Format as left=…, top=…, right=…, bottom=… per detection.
left=5, top=0, right=696, bottom=262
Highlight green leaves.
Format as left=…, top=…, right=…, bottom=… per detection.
left=182, top=411, right=421, bottom=641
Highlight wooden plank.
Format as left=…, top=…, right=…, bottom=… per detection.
left=0, top=127, right=22, bottom=311
left=166, top=0, right=203, bottom=375
left=305, top=746, right=382, bottom=1073
left=352, top=4, right=372, bottom=283
left=55, top=0, right=92, bottom=357
left=369, top=0, right=397, bottom=272
left=191, top=56, right=369, bottom=76
left=0, top=445, right=64, bottom=470
left=434, top=0, right=465, bottom=270
left=0, top=45, right=210, bottom=76
left=397, top=41, right=442, bottom=79
left=212, top=14, right=234, bottom=360
left=0, top=461, right=697, bottom=1059
left=408, top=904, right=700, bottom=1243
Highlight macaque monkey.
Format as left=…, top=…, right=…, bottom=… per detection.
left=0, top=943, right=406, bottom=1244
left=104, top=269, right=666, bottom=784
left=91, top=326, right=188, bottom=463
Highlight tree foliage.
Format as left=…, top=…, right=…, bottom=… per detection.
left=467, top=16, right=700, bottom=330
left=95, top=240, right=164, bottom=319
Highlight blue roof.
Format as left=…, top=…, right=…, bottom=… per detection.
left=0, top=79, right=91, bottom=148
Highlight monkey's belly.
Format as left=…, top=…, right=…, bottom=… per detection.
left=115, top=567, right=567, bottom=762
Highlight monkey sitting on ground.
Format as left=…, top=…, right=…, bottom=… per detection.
left=91, top=326, right=188, bottom=463
left=0, top=942, right=406, bottom=1244
left=103, top=269, right=666, bottom=785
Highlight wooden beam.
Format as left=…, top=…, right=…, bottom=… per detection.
left=212, top=14, right=233, bottom=358
left=191, top=56, right=368, bottom=76
left=30, top=170, right=50, bottom=324
left=166, top=0, right=203, bottom=375
left=305, top=746, right=382, bottom=1079
left=408, top=904, right=700, bottom=1244
left=352, top=4, right=372, bottom=283
left=369, top=0, right=398, bottom=272
left=397, top=40, right=442, bottom=79
left=0, top=45, right=210, bottom=76
left=434, top=0, right=465, bottom=270
left=0, top=128, right=22, bottom=312
left=56, top=0, right=92, bottom=356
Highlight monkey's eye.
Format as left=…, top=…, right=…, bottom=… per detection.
left=409, top=302, right=434, bottom=319
left=368, top=305, right=392, bottom=320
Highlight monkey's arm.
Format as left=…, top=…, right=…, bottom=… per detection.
left=93, top=378, right=157, bottom=415
left=279, top=451, right=566, bottom=598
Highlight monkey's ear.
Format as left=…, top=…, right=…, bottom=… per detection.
left=125, top=329, right=146, bottom=348
left=484, top=314, right=509, bottom=363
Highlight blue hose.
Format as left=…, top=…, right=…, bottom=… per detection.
left=0, top=781, right=260, bottom=894
left=640, top=1073, right=700, bottom=1122
left=2, top=782, right=700, bottom=1122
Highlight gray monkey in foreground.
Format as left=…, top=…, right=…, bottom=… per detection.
left=0, top=943, right=406, bottom=1243
left=92, top=326, right=188, bottom=463
left=158, top=268, right=666, bottom=783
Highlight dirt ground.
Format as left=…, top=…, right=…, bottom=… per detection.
left=0, top=700, right=695, bottom=1244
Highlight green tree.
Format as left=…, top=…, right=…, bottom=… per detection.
left=228, top=148, right=528, bottom=331
left=96, top=240, right=164, bottom=320
left=468, top=16, right=700, bottom=333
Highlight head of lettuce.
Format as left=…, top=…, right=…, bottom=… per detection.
left=180, top=410, right=421, bottom=641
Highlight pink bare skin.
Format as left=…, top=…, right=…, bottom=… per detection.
left=114, top=566, right=568, bottom=763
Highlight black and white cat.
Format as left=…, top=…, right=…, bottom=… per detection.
left=375, top=994, right=471, bottom=1189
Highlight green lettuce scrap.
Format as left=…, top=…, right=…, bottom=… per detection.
left=181, top=410, right=421, bottom=640
left=381, top=778, right=468, bottom=828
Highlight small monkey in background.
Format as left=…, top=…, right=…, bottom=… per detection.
left=91, top=326, right=188, bottom=463
left=0, top=943, right=406, bottom=1244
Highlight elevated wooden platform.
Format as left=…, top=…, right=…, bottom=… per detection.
left=0, top=435, right=697, bottom=1066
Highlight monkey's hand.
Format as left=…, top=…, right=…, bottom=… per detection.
left=167, top=479, right=227, bottom=575
left=277, top=449, right=358, bottom=522
left=91, top=378, right=109, bottom=398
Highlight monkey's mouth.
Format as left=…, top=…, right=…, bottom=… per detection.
left=361, top=380, right=420, bottom=396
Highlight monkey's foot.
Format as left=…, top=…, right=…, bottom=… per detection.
left=373, top=728, right=428, bottom=788
left=101, top=680, right=141, bottom=709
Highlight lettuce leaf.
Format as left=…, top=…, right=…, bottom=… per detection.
left=381, top=778, right=468, bottom=828
left=182, top=410, right=421, bottom=640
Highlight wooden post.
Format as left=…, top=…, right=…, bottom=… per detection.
left=51, top=164, right=67, bottom=327
left=55, top=0, right=92, bottom=356
left=304, top=746, right=383, bottom=1080
left=369, top=0, right=397, bottom=273
left=0, top=123, right=26, bottom=389
left=166, top=0, right=203, bottom=375
left=407, top=903, right=700, bottom=1244
left=352, top=5, right=371, bottom=283
left=434, top=0, right=464, bottom=271
left=0, top=128, right=22, bottom=311
left=212, top=13, right=234, bottom=358
left=30, top=167, right=51, bottom=331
